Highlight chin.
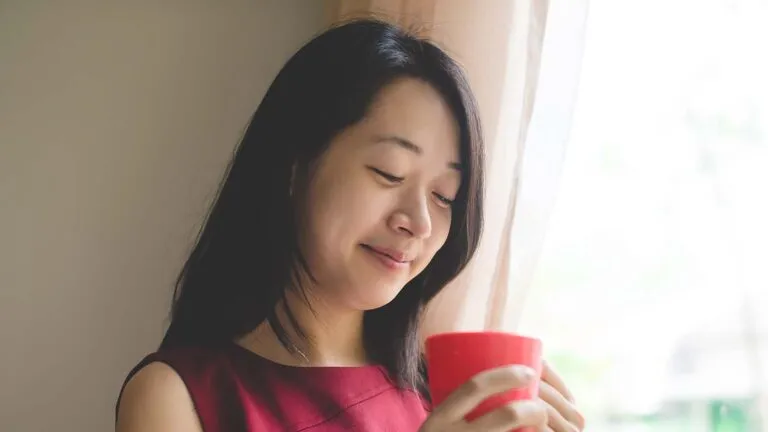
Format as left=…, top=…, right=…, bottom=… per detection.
left=354, top=281, right=407, bottom=311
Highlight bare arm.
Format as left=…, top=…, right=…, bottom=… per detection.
left=116, top=362, right=203, bottom=432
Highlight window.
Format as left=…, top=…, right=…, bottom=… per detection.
left=518, top=0, right=768, bottom=430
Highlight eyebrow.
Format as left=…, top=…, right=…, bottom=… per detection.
left=373, top=135, right=462, bottom=171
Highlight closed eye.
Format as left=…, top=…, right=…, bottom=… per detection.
left=367, top=166, right=404, bottom=183
left=433, top=193, right=454, bottom=208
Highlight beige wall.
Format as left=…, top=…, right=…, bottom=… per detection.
left=0, top=2, right=324, bottom=430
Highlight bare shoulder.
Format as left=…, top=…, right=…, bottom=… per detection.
left=116, top=362, right=203, bottom=432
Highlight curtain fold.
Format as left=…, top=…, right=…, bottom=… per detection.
left=325, top=0, right=552, bottom=335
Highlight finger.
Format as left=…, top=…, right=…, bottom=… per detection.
left=541, top=361, right=575, bottom=403
left=540, top=381, right=584, bottom=429
left=434, top=365, right=536, bottom=421
left=545, top=400, right=579, bottom=432
left=468, top=400, right=547, bottom=432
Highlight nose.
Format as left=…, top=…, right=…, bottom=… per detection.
left=388, top=192, right=432, bottom=239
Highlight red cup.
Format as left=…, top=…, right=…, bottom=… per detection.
left=426, top=331, right=542, bottom=430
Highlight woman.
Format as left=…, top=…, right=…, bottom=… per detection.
left=116, top=19, right=585, bottom=432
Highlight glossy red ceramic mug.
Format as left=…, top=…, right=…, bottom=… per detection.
left=426, top=331, right=543, bottom=431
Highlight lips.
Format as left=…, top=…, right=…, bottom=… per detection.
left=361, top=244, right=414, bottom=271
left=361, top=244, right=413, bottom=263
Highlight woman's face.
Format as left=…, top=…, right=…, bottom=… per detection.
left=297, top=77, right=461, bottom=311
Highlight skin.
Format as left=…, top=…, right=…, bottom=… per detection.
left=116, top=78, right=585, bottom=432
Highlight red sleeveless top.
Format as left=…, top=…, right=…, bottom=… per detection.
left=116, top=342, right=430, bottom=431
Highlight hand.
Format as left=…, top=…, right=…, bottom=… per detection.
left=419, top=365, right=549, bottom=432
left=539, top=360, right=585, bottom=432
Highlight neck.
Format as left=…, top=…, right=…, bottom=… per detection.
left=240, top=289, right=368, bottom=367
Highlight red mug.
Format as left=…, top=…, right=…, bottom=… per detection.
left=426, top=331, right=543, bottom=431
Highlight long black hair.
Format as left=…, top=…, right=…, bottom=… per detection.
left=160, top=19, right=484, bottom=396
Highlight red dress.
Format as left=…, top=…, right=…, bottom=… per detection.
left=116, top=342, right=430, bottom=431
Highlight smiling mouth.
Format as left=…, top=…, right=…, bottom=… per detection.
left=361, top=244, right=412, bottom=270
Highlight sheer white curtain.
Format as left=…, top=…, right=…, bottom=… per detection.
left=496, top=0, right=590, bottom=330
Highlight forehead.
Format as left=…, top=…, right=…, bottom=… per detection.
left=360, top=78, right=461, bottom=161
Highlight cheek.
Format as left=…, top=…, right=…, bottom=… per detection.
left=432, top=209, right=453, bottom=243
left=416, top=214, right=452, bottom=267
left=303, top=175, right=384, bottom=251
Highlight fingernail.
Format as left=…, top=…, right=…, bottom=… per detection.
left=513, top=365, right=536, bottom=381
